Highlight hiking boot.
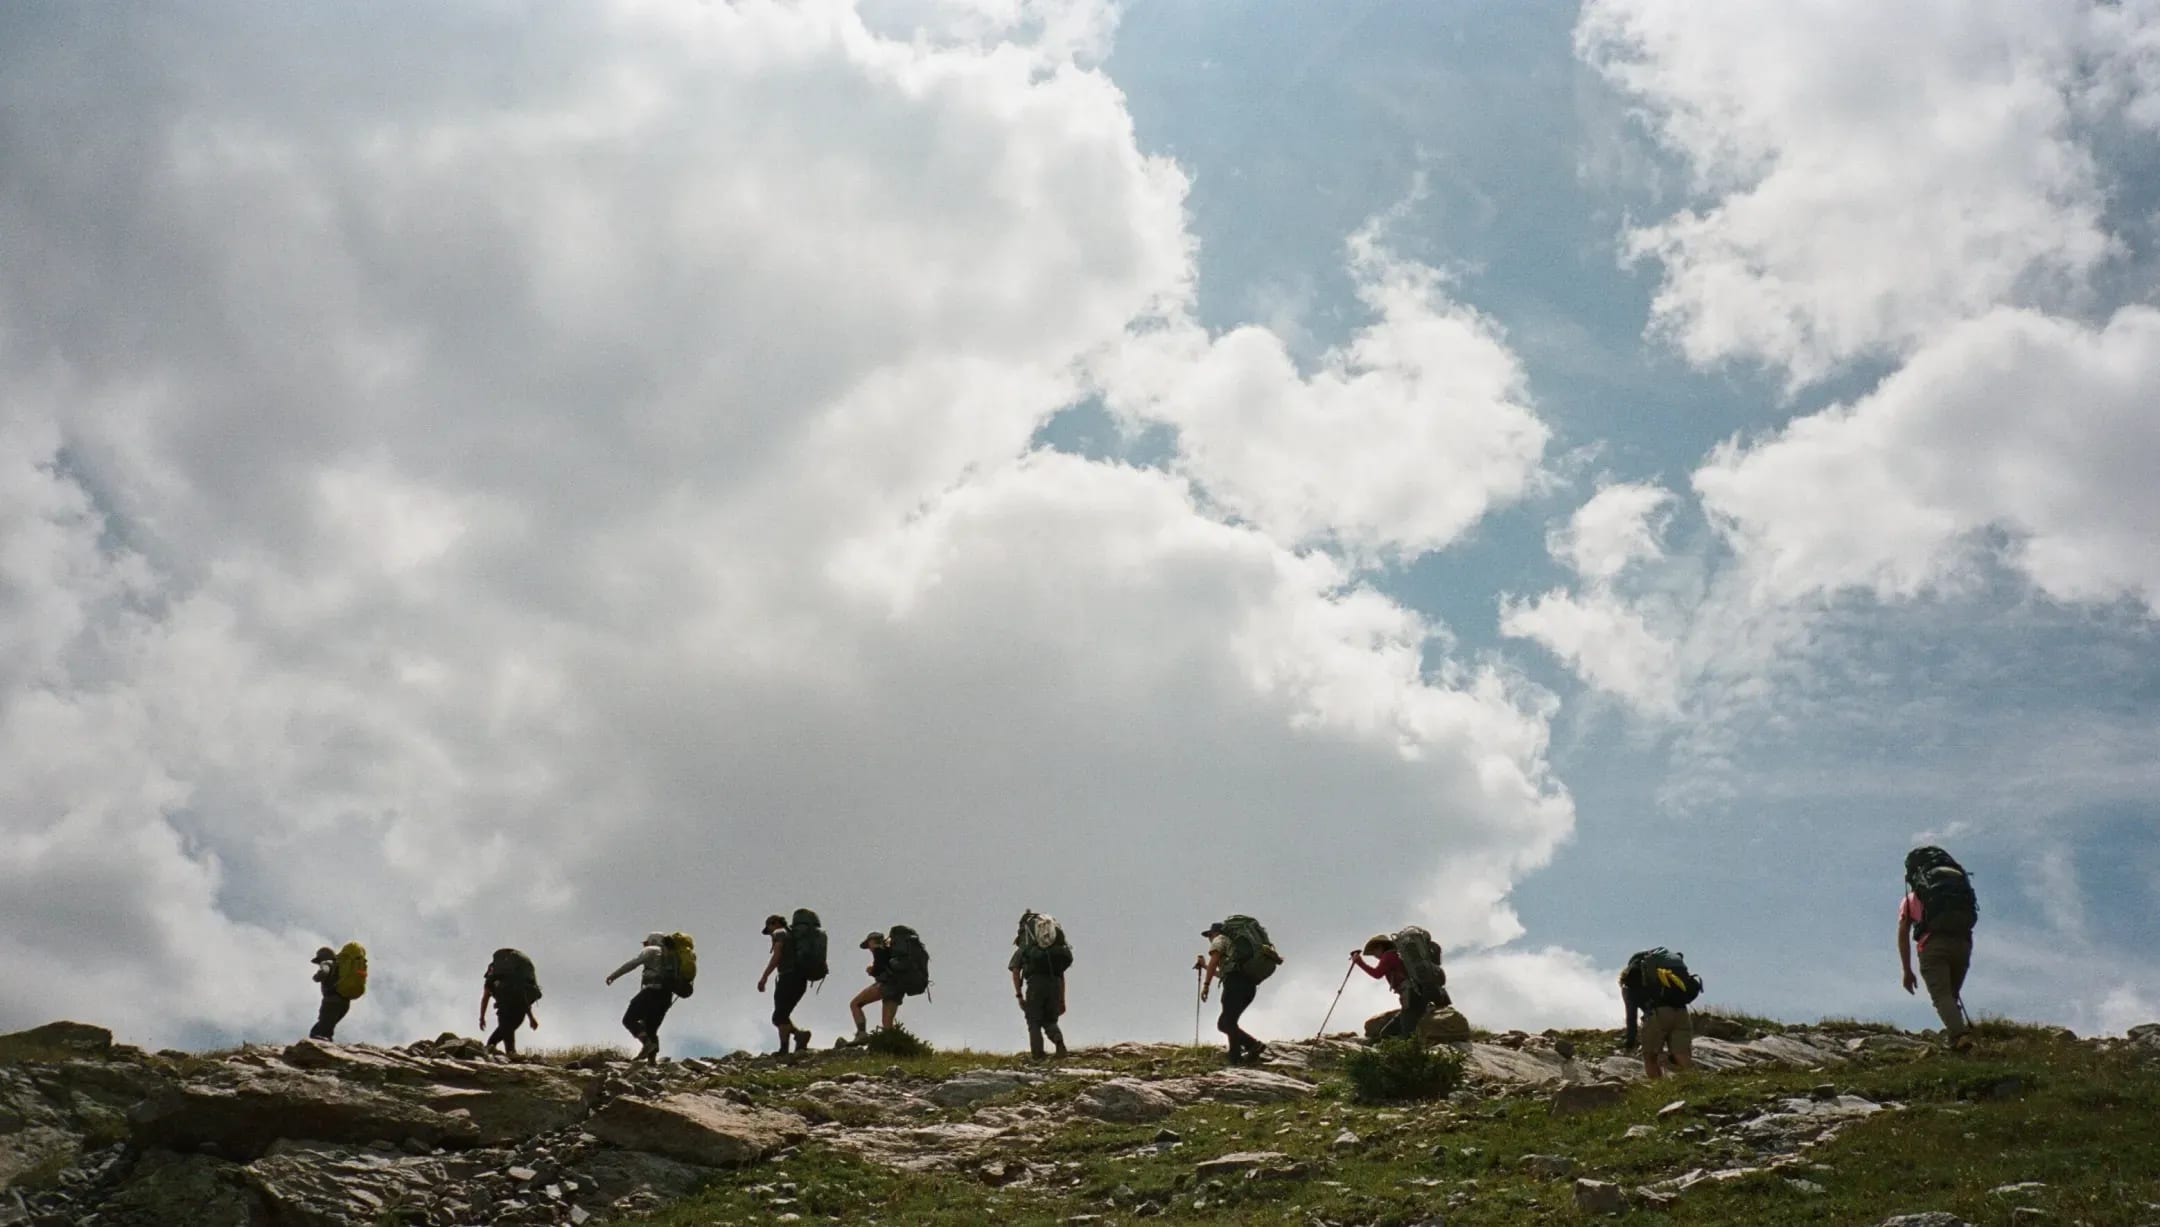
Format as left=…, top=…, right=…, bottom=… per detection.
left=1951, top=1034, right=1976, bottom=1052
left=637, top=1034, right=660, bottom=1063
left=795, top=1028, right=813, bottom=1052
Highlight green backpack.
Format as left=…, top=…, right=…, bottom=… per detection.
left=661, top=933, right=697, bottom=998
left=1626, top=948, right=1702, bottom=1008
left=786, top=909, right=829, bottom=981
left=1016, top=911, right=1074, bottom=976
left=1391, top=926, right=1449, bottom=1005
left=1220, top=915, right=1282, bottom=984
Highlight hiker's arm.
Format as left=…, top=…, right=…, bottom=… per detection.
left=479, top=984, right=492, bottom=1028
left=1897, top=913, right=1916, bottom=993
left=1202, top=949, right=1223, bottom=996
left=1350, top=952, right=1382, bottom=979
left=1621, top=984, right=1640, bottom=1049
left=758, top=940, right=783, bottom=989
left=1010, top=966, right=1024, bottom=1000
left=606, top=953, right=644, bottom=985
left=528, top=1007, right=539, bottom=1030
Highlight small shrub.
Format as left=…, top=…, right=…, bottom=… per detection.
left=862, top=1024, right=935, bottom=1059
left=1343, top=1039, right=1464, bottom=1103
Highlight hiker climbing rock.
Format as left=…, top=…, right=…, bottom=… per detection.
left=1900, top=845, right=1978, bottom=1050
left=1201, top=916, right=1279, bottom=1064
left=606, top=931, right=695, bottom=1063
left=758, top=910, right=826, bottom=1054
left=848, top=927, right=928, bottom=1040
left=309, top=942, right=367, bottom=1041
left=1620, top=947, right=1701, bottom=1079
left=1009, top=910, right=1072, bottom=1060
left=480, top=948, right=542, bottom=1059
left=1352, top=927, right=1449, bottom=1042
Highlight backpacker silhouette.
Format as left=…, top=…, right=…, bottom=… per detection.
left=1905, top=846, right=1978, bottom=941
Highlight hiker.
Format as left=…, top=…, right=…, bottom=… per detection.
left=479, top=948, right=542, bottom=1059
left=1620, top=947, right=1702, bottom=1079
left=847, top=926, right=929, bottom=1041
left=757, top=910, right=827, bottom=1054
left=1008, top=910, right=1072, bottom=1059
left=1900, top=845, right=1978, bottom=1049
left=606, top=931, right=695, bottom=1063
left=848, top=931, right=901, bottom=1040
left=1200, top=916, right=1279, bottom=1064
left=1352, top=927, right=1447, bottom=1041
left=309, top=942, right=366, bottom=1041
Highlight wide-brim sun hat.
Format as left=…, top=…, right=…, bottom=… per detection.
left=860, top=931, right=885, bottom=948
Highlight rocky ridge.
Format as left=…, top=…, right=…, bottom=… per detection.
left=2, top=1018, right=2155, bottom=1225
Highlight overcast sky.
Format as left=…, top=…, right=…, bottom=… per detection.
left=3, top=0, right=2157, bottom=1056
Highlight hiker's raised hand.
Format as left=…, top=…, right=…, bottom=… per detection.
left=1901, top=969, right=1917, bottom=995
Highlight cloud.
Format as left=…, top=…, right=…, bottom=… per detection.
left=1098, top=223, right=1549, bottom=562
left=1696, top=307, right=2160, bottom=611
left=0, top=1, right=1581, bottom=1052
left=1549, top=482, right=1673, bottom=583
left=1579, top=0, right=2116, bottom=386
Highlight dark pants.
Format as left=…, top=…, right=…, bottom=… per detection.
left=1024, top=973, right=1066, bottom=1057
left=623, top=986, right=673, bottom=1040
left=1377, top=990, right=1433, bottom=1041
left=488, top=1000, right=531, bottom=1054
left=1217, top=976, right=1260, bottom=1058
left=1918, top=935, right=1973, bottom=1040
left=772, top=973, right=809, bottom=1032
left=311, top=995, right=350, bottom=1041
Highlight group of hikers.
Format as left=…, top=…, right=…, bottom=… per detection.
left=304, top=847, right=1981, bottom=1073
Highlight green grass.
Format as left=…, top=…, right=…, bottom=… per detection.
left=1342, top=1039, right=1466, bottom=1103
left=603, top=1026, right=2160, bottom=1226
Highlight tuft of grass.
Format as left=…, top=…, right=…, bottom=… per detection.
left=1341, top=1038, right=1465, bottom=1103
left=525, top=1044, right=621, bottom=1066
left=860, top=1023, right=935, bottom=1059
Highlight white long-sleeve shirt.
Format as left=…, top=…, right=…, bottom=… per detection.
left=611, top=937, right=667, bottom=989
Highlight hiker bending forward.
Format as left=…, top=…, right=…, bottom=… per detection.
left=1620, top=948, right=1700, bottom=1080
left=1351, top=935, right=1424, bottom=1040
left=848, top=931, right=902, bottom=1039
left=606, top=932, right=676, bottom=1063
left=1200, top=922, right=1267, bottom=1065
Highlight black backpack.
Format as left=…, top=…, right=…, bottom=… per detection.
left=1627, top=948, right=1702, bottom=1008
left=1905, top=847, right=1978, bottom=941
left=786, top=909, right=829, bottom=981
left=488, top=948, right=542, bottom=1003
left=885, top=925, right=931, bottom=997
left=1391, top=926, right=1449, bottom=1005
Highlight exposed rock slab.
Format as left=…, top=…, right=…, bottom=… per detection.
left=585, top=1093, right=805, bottom=1168
left=1075, top=1078, right=1177, bottom=1123
left=924, top=1069, right=1043, bottom=1109
left=244, top=1141, right=477, bottom=1227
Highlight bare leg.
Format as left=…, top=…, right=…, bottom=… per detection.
left=849, top=984, right=883, bottom=1037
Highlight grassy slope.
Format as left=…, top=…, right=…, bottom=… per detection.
left=614, top=1022, right=2160, bottom=1226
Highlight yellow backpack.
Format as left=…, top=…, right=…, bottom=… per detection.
left=662, top=933, right=697, bottom=997
left=334, top=942, right=369, bottom=1000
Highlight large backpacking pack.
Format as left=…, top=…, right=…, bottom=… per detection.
left=334, top=942, right=370, bottom=1000
left=488, top=948, right=543, bottom=1004
left=885, top=925, right=931, bottom=997
left=1016, top=911, right=1074, bottom=976
left=785, top=909, right=829, bottom=981
left=661, top=932, right=698, bottom=997
left=1391, top=926, right=1449, bottom=1006
left=1626, top=948, right=1702, bottom=1009
left=1220, top=915, right=1282, bottom=984
left=1905, top=846, right=1978, bottom=942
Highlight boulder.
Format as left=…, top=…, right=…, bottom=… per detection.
left=1422, top=1008, right=1473, bottom=1044
left=1194, top=1151, right=1290, bottom=1178
left=1523, top=1153, right=1578, bottom=1179
left=278, top=1041, right=597, bottom=1143
left=244, top=1141, right=477, bottom=1227
left=0, top=1023, right=113, bottom=1057
left=1574, top=1177, right=1625, bottom=1215
left=1550, top=1082, right=1628, bottom=1117
left=1160, top=1068, right=1315, bottom=1105
left=586, top=1093, right=806, bottom=1168
left=925, top=1069, right=1041, bottom=1109
left=1691, top=1014, right=1752, bottom=1041
left=1463, top=1043, right=1571, bottom=1086
left=1074, top=1079, right=1176, bottom=1124
left=130, top=1063, right=481, bottom=1160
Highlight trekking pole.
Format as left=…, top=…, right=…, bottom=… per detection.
left=1315, top=960, right=1355, bottom=1040
left=1192, top=956, right=1205, bottom=1047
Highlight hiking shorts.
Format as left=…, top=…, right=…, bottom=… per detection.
left=772, top=973, right=809, bottom=1027
left=624, top=986, right=674, bottom=1038
left=1640, top=1005, right=1692, bottom=1060
left=874, top=977, right=906, bottom=1003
